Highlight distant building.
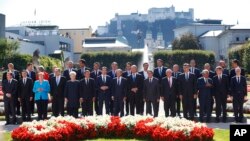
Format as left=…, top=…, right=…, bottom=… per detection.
left=59, top=27, right=92, bottom=61
left=82, top=37, right=131, bottom=52
left=0, top=13, right=5, bottom=38
left=97, top=5, right=194, bottom=48
left=144, top=30, right=165, bottom=53
left=6, top=25, right=74, bottom=60
left=199, top=25, right=250, bottom=61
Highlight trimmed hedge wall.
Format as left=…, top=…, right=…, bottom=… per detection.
left=153, top=50, right=215, bottom=69
left=81, top=52, right=143, bottom=69
left=229, top=41, right=250, bottom=73
left=0, top=54, right=61, bottom=72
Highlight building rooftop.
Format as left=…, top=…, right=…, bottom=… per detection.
left=201, top=30, right=223, bottom=37
left=83, top=37, right=131, bottom=48
left=230, top=24, right=250, bottom=30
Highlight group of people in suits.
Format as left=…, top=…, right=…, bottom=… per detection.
left=1, top=58, right=248, bottom=125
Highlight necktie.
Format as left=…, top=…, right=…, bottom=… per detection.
left=185, top=73, right=188, bottom=80
left=86, top=79, right=88, bottom=85
left=103, top=76, right=106, bottom=83
left=23, top=79, right=26, bottom=85
left=149, top=78, right=152, bottom=83
left=159, top=68, right=162, bottom=76
left=133, top=74, right=136, bottom=82
left=9, top=80, right=11, bottom=84
left=168, top=78, right=171, bottom=87
left=237, top=77, right=240, bottom=83
left=56, top=77, right=59, bottom=85
left=95, top=71, right=97, bottom=76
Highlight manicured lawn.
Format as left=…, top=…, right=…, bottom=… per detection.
left=2, top=129, right=230, bottom=141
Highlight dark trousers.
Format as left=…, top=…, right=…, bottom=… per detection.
left=110, top=100, right=114, bottom=115
left=199, top=94, right=211, bottom=122
left=125, top=99, right=129, bottom=115
left=215, top=93, right=227, bottom=118
left=129, top=94, right=141, bottom=115
left=98, top=93, right=110, bottom=115
left=52, top=97, right=64, bottom=117
left=114, top=98, right=124, bottom=117
left=13, top=96, right=20, bottom=115
left=210, top=95, right=214, bottom=114
left=146, top=100, right=159, bottom=117
left=164, top=98, right=176, bottom=117
left=182, top=95, right=194, bottom=120
left=30, top=93, right=35, bottom=114
left=4, top=98, right=16, bottom=123
left=36, top=100, right=48, bottom=120
left=21, top=98, right=31, bottom=121
left=67, top=107, right=78, bottom=118
left=176, top=97, right=181, bottom=115
left=94, top=92, right=99, bottom=115
left=82, top=99, right=93, bottom=116
left=193, top=98, right=197, bottom=115
left=232, top=94, right=244, bottom=122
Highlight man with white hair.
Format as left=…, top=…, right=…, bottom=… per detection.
left=197, top=69, right=213, bottom=123
left=63, top=61, right=76, bottom=81
left=230, top=67, right=247, bottom=123
left=161, top=69, right=178, bottom=117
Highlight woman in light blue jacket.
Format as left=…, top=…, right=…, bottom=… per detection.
left=33, top=72, right=50, bottom=120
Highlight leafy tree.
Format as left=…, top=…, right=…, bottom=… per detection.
left=0, top=38, right=20, bottom=60
left=172, top=32, right=200, bottom=50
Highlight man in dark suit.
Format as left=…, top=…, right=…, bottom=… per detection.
left=178, top=63, right=197, bottom=120
left=230, top=67, right=247, bottom=123
left=107, top=62, right=118, bottom=115
left=213, top=66, right=230, bottom=122
left=97, top=66, right=112, bottom=115
left=112, top=69, right=127, bottom=117
left=50, top=68, right=66, bottom=117
left=49, top=66, right=57, bottom=81
left=153, top=59, right=167, bottom=81
left=143, top=70, right=160, bottom=117
left=90, top=62, right=102, bottom=115
left=161, top=69, right=178, bottom=117
left=139, top=62, right=149, bottom=80
left=122, top=62, right=132, bottom=116
left=2, top=72, right=18, bottom=125
left=190, top=59, right=200, bottom=117
left=229, top=59, right=246, bottom=79
left=63, top=61, right=76, bottom=81
left=219, top=60, right=229, bottom=76
left=26, top=63, right=36, bottom=115
left=80, top=70, right=95, bottom=116
left=172, top=64, right=181, bottom=116
left=77, top=59, right=91, bottom=80
left=127, top=65, right=144, bottom=115
left=2, top=63, right=21, bottom=115
left=18, top=70, right=33, bottom=121
left=204, top=63, right=215, bottom=114
left=197, top=70, right=213, bottom=123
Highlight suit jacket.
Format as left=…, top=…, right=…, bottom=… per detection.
left=229, top=68, right=246, bottom=79
left=143, top=77, right=160, bottom=101
left=108, top=70, right=117, bottom=78
left=153, top=67, right=167, bottom=80
left=2, top=70, right=20, bottom=81
left=189, top=67, right=201, bottom=79
left=33, top=80, right=50, bottom=101
left=197, top=77, right=213, bottom=98
left=63, top=68, right=77, bottom=81
left=50, top=76, right=66, bottom=98
left=127, top=73, right=144, bottom=96
left=27, top=70, right=36, bottom=82
left=223, top=68, right=230, bottom=76
left=212, top=74, right=229, bottom=96
left=96, top=75, right=112, bottom=94
left=111, top=77, right=127, bottom=99
left=209, top=71, right=216, bottom=79
left=49, top=73, right=55, bottom=82
left=76, top=67, right=91, bottom=80
left=18, top=77, right=33, bottom=99
left=138, top=70, right=148, bottom=80
left=64, top=80, right=81, bottom=108
left=122, top=71, right=131, bottom=78
left=161, top=77, right=179, bottom=99
left=230, top=76, right=247, bottom=96
left=178, top=73, right=197, bottom=97
left=90, top=70, right=102, bottom=80
left=2, top=79, right=18, bottom=100
left=80, top=78, right=95, bottom=99
left=172, top=71, right=181, bottom=78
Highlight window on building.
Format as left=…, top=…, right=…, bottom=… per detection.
left=245, top=37, right=249, bottom=41
left=236, top=37, right=239, bottom=41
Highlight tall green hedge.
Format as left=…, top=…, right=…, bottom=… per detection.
left=153, top=50, right=215, bottom=69
left=81, top=52, right=142, bottom=69
left=0, top=54, right=61, bottom=72
left=229, top=41, right=250, bottom=73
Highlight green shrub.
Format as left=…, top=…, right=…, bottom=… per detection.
left=153, top=50, right=215, bottom=69
left=81, top=52, right=142, bottom=69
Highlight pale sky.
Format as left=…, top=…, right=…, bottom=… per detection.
left=1, top=0, right=250, bottom=30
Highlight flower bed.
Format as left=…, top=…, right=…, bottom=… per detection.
left=11, top=115, right=214, bottom=141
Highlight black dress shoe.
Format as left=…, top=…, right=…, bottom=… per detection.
left=222, top=117, right=227, bottom=123
left=5, top=122, right=10, bottom=126
left=216, top=117, right=220, bottom=123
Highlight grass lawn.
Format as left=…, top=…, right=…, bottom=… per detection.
left=2, top=129, right=229, bottom=141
